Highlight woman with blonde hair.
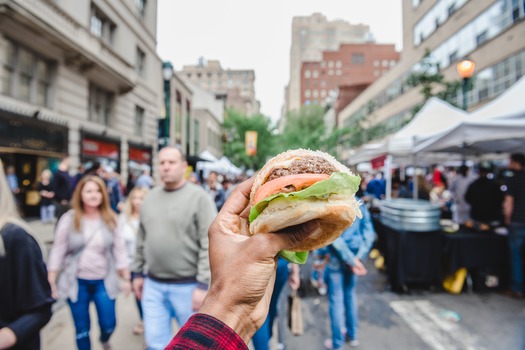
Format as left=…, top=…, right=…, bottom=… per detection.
left=0, top=160, right=54, bottom=349
left=118, top=186, right=147, bottom=335
left=47, top=175, right=130, bottom=350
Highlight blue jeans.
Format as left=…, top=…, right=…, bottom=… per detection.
left=508, top=223, right=525, bottom=293
left=326, top=267, right=358, bottom=350
left=142, top=278, right=196, bottom=350
left=68, top=279, right=116, bottom=350
left=252, top=258, right=289, bottom=350
left=40, top=204, right=55, bottom=223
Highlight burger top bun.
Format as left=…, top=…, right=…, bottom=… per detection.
left=249, top=149, right=353, bottom=205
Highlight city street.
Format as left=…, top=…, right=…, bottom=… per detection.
left=30, top=220, right=525, bottom=350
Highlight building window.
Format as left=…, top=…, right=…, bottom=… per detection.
left=304, top=89, right=311, bottom=98
left=328, top=61, right=334, bottom=68
left=312, top=70, right=319, bottom=78
left=135, top=0, right=147, bottom=18
left=336, top=69, right=342, bottom=76
left=2, top=40, right=53, bottom=107
left=88, top=83, right=113, bottom=125
left=414, top=0, right=469, bottom=46
left=336, top=60, right=342, bottom=68
left=352, top=53, right=365, bottom=65
left=90, top=4, right=115, bottom=43
left=134, top=106, right=144, bottom=136
left=304, top=70, right=311, bottom=78
left=136, top=47, right=146, bottom=76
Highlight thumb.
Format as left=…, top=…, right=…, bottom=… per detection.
left=266, top=220, right=321, bottom=254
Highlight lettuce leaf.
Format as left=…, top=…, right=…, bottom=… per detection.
left=249, top=172, right=361, bottom=264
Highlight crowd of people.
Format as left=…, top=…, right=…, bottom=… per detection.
left=1, top=150, right=523, bottom=349
left=358, top=153, right=525, bottom=299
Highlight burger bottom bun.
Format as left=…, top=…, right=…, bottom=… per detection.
left=249, top=195, right=360, bottom=252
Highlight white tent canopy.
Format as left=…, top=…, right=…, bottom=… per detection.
left=196, top=155, right=243, bottom=178
left=467, top=76, right=525, bottom=121
left=348, top=97, right=467, bottom=165
left=414, top=77, right=525, bottom=154
left=199, top=150, right=218, bottom=162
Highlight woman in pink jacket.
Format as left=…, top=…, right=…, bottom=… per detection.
left=47, top=175, right=130, bottom=350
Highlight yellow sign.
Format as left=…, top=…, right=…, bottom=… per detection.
left=245, top=131, right=258, bottom=156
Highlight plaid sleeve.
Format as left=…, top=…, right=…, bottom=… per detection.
left=165, top=313, right=248, bottom=350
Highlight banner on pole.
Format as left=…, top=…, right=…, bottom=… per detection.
left=245, top=131, right=258, bottom=156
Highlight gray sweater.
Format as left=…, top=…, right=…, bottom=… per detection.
left=133, top=182, right=216, bottom=287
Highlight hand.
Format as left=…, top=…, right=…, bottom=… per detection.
left=351, top=258, right=367, bottom=276
left=50, top=282, right=58, bottom=300
left=132, top=277, right=144, bottom=300
left=199, top=177, right=320, bottom=343
left=0, top=327, right=17, bottom=349
left=192, top=288, right=207, bottom=311
left=121, top=280, right=132, bottom=297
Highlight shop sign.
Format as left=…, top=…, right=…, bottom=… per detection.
left=129, top=147, right=151, bottom=164
left=82, top=138, right=119, bottom=159
left=0, top=115, right=67, bottom=153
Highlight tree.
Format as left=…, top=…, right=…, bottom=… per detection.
left=222, top=109, right=277, bottom=170
left=405, top=49, right=462, bottom=115
left=277, top=105, right=327, bottom=151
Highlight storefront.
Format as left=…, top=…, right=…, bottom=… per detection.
left=127, top=143, right=153, bottom=193
left=0, top=111, right=68, bottom=217
left=80, top=133, right=121, bottom=173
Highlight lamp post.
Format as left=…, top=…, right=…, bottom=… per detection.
left=456, top=58, right=475, bottom=111
left=162, top=61, right=174, bottom=148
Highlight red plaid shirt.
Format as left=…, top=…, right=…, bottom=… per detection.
left=165, top=313, right=248, bottom=349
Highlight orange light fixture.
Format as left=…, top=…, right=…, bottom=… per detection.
left=456, top=59, right=476, bottom=79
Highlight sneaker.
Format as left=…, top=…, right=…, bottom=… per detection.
left=324, top=338, right=343, bottom=350
left=349, top=339, right=359, bottom=347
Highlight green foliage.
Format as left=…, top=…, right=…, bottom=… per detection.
left=405, top=49, right=462, bottom=114
left=277, top=105, right=327, bottom=151
left=222, top=109, right=277, bottom=170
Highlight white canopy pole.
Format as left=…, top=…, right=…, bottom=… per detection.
left=385, top=154, right=392, bottom=200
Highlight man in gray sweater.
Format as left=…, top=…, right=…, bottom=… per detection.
left=132, top=147, right=217, bottom=350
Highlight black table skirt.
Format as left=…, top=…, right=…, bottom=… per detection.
left=372, top=216, right=509, bottom=292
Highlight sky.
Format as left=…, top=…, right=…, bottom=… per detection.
left=157, top=0, right=403, bottom=123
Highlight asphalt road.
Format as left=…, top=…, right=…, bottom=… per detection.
left=31, top=221, right=525, bottom=350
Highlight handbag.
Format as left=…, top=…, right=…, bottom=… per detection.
left=287, top=289, right=304, bottom=336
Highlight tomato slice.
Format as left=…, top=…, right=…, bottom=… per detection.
left=254, top=173, right=330, bottom=203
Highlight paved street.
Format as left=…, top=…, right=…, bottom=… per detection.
left=29, top=220, right=525, bottom=350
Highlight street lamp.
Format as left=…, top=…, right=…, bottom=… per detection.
left=162, top=61, right=174, bottom=148
left=456, top=58, right=475, bottom=111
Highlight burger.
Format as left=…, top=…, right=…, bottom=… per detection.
left=248, top=149, right=362, bottom=263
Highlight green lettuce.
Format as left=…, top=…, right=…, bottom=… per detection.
left=249, top=172, right=361, bottom=264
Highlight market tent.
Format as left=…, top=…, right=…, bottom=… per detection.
left=199, top=150, right=218, bottom=162
left=348, top=97, right=467, bottom=165
left=467, top=76, right=525, bottom=121
left=197, top=155, right=243, bottom=177
left=386, top=97, right=467, bottom=158
left=414, top=116, right=525, bottom=154
left=414, top=77, right=525, bottom=154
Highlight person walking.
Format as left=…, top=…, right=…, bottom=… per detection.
left=47, top=175, right=131, bottom=350
left=118, top=186, right=148, bottom=335
left=448, top=165, right=475, bottom=224
left=38, top=169, right=55, bottom=224
left=317, top=198, right=375, bottom=349
left=0, top=160, right=54, bottom=350
left=503, top=153, right=525, bottom=299
left=465, top=165, right=504, bottom=224
left=131, top=146, right=216, bottom=350
left=135, top=166, right=153, bottom=189
left=52, top=157, right=73, bottom=223
left=203, top=171, right=226, bottom=211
